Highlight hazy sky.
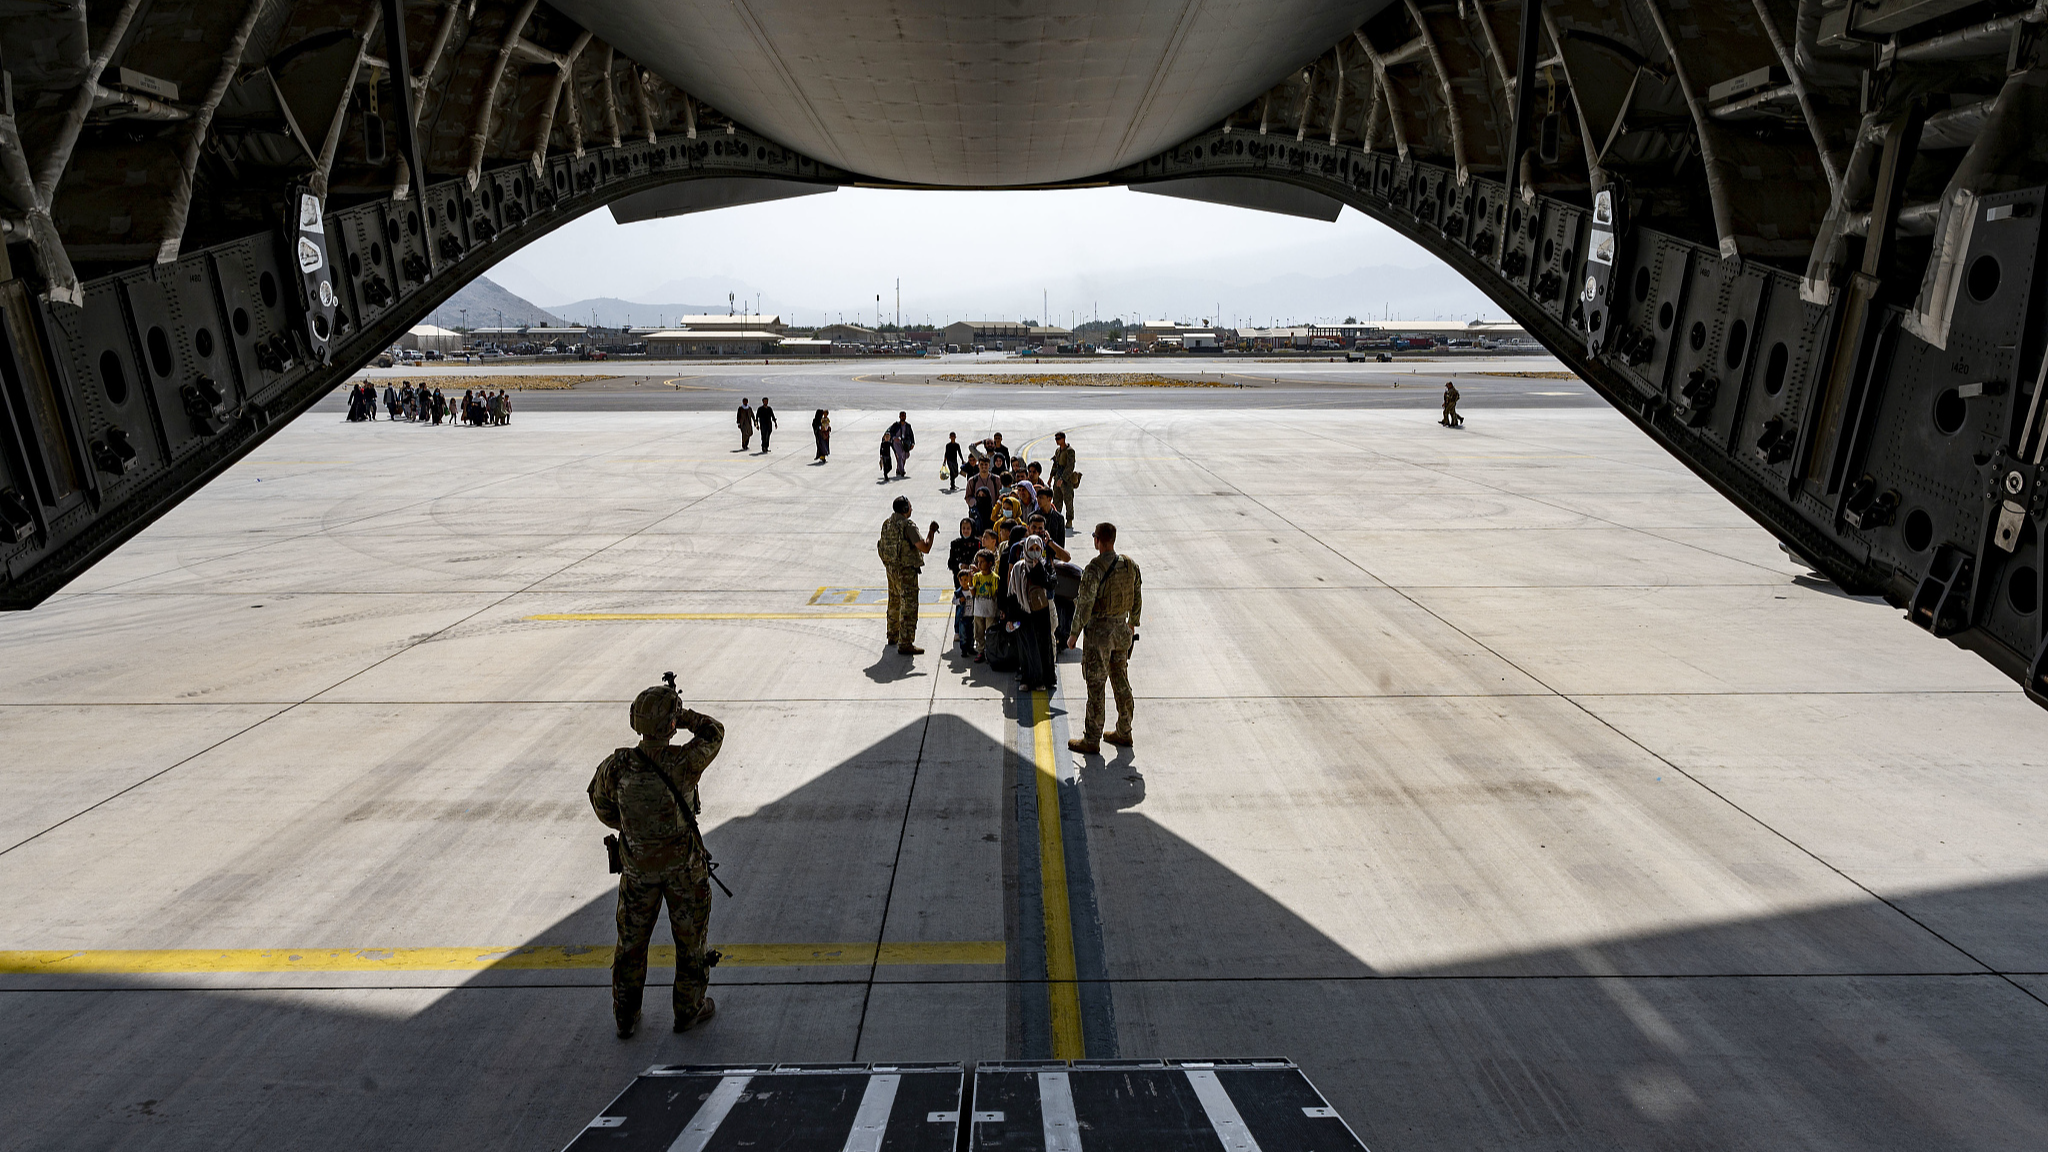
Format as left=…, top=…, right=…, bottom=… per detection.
left=485, top=186, right=1504, bottom=327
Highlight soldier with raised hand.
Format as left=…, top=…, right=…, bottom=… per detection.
left=1068, top=521, right=1142, bottom=755
left=588, top=683, right=726, bottom=1038
left=879, top=494, right=940, bottom=655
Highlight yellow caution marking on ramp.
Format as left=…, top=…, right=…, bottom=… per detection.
left=0, top=941, right=1004, bottom=975
left=1031, top=689, right=1086, bottom=1059
left=526, top=612, right=888, bottom=621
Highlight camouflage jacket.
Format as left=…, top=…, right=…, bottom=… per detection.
left=1073, top=551, right=1141, bottom=629
left=1051, top=444, right=1076, bottom=483
left=588, top=711, right=724, bottom=876
left=878, top=512, right=925, bottom=570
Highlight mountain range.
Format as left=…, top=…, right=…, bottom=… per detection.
left=431, top=260, right=1501, bottom=333
left=425, top=275, right=564, bottom=329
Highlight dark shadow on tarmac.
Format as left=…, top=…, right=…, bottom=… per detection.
left=3, top=714, right=2046, bottom=1150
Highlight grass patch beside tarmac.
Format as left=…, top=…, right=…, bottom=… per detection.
left=937, top=372, right=1244, bottom=388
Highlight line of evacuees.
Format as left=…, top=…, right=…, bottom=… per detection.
left=940, top=433, right=1082, bottom=693
left=345, top=380, right=511, bottom=426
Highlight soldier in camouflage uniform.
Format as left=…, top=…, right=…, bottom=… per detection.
left=588, top=685, right=726, bottom=1038
left=1050, top=433, right=1078, bottom=523
left=1068, top=521, right=1142, bottom=754
left=878, top=495, right=939, bottom=655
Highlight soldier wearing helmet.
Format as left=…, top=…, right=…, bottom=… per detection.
left=588, top=682, right=725, bottom=1038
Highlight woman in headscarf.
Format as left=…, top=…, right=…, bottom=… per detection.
left=813, top=409, right=831, bottom=462
left=1005, top=535, right=1058, bottom=691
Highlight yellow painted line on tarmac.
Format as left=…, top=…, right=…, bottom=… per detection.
left=0, top=941, right=1004, bottom=975
left=526, top=612, right=888, bottom=621
left=1031, top=690, right=1085, bottom=1059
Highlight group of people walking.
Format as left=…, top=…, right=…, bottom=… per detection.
left=346, top=380, right=510, bottom=426
left=874, top=427, right=1137, bottom=753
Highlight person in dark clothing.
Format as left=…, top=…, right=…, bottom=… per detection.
left=943, top=433, right=964, bottom=491
left=812, top=409, right=831, bottom=462
left=946, top=518, right=981, bottom=655
left=755, top=398, right=776, bottom=449
left=879, top=430, right=894, bottom=479
left=887, top=411, right=915, bottom=478
left=1035, top=488, right=1067, bottom=547
left=1005, top=536, right=1058, bottom=691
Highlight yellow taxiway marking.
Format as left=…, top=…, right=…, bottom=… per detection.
left=0, top=941, right=1004, bottom=975
left=1031, top=690, right=1085, bottom=1059
left=527, top=612, right=888, bottom=621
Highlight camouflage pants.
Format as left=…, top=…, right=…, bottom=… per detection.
left=1055, top=481, right=1074, bottom=524
left=886, top=568, right=919, bottom=646
left=1080, top=621, right=1133, bottom=740
left=613, top=865, right=712, bottom=1025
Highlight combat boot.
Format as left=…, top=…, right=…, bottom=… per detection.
left=1101, top=730, right=1132, bottom=747
left=898, top=643, right=925, bottom=655
left=615, top=1010, right=641, bottom=1039
left=675, top=998, right=717, bottom=1033
left=1067, top=737, right=1100, bottom=754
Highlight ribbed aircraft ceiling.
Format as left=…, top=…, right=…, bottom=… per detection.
left=550, top=0, right=1390, bottom=186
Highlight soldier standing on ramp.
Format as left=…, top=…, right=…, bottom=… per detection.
left=1068, top=521, right=1141, bottom=755
left=588, top=683, right=727, bottom=1038
left=879, top=495, right=940, bottom=655
left=1440, top=381, right=1463, bottom=427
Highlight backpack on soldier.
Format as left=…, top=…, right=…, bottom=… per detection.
left=877, top=517, right=904, bottom=566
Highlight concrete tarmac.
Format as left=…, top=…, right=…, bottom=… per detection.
left=3, top=375, right=2046, bottom=1150
left=335, top=352, right=1602, bottom=411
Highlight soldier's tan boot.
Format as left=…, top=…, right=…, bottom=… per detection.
left=1068, top=737, right=1100, bottom=754
left=615, top=1009, right=641, bottom=1039
left=674, top=997, right=717, bottom=1032
left=1101, top=730, right=1132, bottom=747
left=898, top=643, right=925, bottom=655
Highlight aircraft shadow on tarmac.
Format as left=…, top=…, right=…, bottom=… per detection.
left=3, top=713, right=2045, bottom=1151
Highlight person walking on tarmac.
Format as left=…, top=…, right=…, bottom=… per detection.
left=737, top=398, right=754, bottom=450
left=944, top=433, right=965, bottom=491
left=879, top=495, right=940, bottom=654
left=887, top=411, right=916, bottom=478
left=1440, top=381, right=1463, bottom=427
left=588, top=685, right=726, bottom=1038
left=1068, top=521, right=1142, bottom=755
left=756, top=397, right=777, bottom=450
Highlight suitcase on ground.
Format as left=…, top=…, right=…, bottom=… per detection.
left=1053, top=561, right=1083, bottom=600
left=986, top=623, right=1019, bottom=672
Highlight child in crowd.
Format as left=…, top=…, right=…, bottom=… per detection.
left=968, top=550, right=999, bottom=661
